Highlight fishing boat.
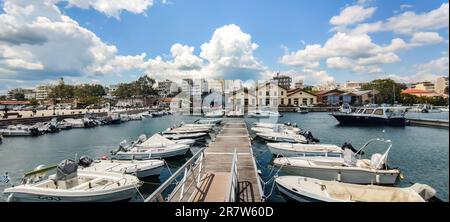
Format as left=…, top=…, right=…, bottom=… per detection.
left=162, top=132, right=208, bottom=140
left=275, top=176, right=436, bottom=202
left=204, top=110, right=224, bottom=118
left=0, top=125, right=41, bottom=137
left=248, top=110, right=282, bottom=118
left=78, top=156, right=164, bottom=178
left=4, top=160, right=142, bottom=202
left=267, top=143, right=344, bottom=157
left=256, top=132, right=307, bottom=143
left=194, top=118, right=222, bottom=124
left=331, top=106, right=406, bottom=126
left=273, top=138, right=400, bottom=185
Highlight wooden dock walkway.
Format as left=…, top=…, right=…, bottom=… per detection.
left=168, top=118, right=263, bottom=202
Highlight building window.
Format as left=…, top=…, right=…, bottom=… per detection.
left=310, top=98, right=314, bottom=105
left=281, top=98, right=284, bottom=105
left=259, top=91, right=262, bottom=96
left=294, top=98, right=299, bottom=106
left=302, top=98, right=307, bottom=105
left=288, top=98, right=292, bottom=105
left=274, top=92, right=277, bottom=96
left=266, top=99, right=270, bottom=106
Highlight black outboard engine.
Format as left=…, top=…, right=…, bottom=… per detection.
left=78, top=156, right=94, bottom=168
left=55, top=159, right=78, bottom=181
left=304, top=131, right=320, bottom=143
left=341, top=142, right=364, bottom=155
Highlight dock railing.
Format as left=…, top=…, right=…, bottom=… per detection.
left=225, top=149, right=239, bottom=202
left=144, top=148, right=205, bottom=202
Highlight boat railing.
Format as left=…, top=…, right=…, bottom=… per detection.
left=225, top=149, right=239, bottom=202
left=355, top=138, right=392, bottom=159
left=144, top=148, right=205, bottom=202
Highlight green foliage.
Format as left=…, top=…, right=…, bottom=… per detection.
left=112, top=75, right=157, bottom=99
left=13, top=92, right=25, bottom=101
left=29, top=98, right=39, bottom=106
left=400, top=94, right=449, bottom=106
left=361, top=79, right=406, bottom=104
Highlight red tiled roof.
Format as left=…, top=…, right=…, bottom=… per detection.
left=401, top=88, right=433, bottom=94
left=0, top=100, right=30, bottom=105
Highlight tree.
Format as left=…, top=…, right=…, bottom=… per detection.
left=361, top=79, right=406, bottom=104
left=13, top=93, right=25, bottom=101
left=399, top=94, right=418, bottom=106
left=445, top=86, right=449, bottom=95
left=134, top=75, right=157, bottom=97
left=29, top=98, right=39, bottom=106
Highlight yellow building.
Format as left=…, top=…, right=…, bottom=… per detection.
left=284, top=88, right=317, bottom=106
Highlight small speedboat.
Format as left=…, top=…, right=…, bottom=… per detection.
left=251, top=126, right=300, bottom=134
left=162, top=132, right=208, bottom=140
left=78, top=156, right=164, bottom=178
left=114, top=144, right=190, bottom=160
left=226, top=110, right=244, bottom=117
left=296, top=106, right=309, bottom=114
left=204, top=110, right=224, bottom=118
left=4, top=160, right=142, bottom=202
left=133, top=134, right=195, bottom=148
left=267, top=143, right=344, bottom=157
left=248, top=110, right=282, bottom=118
left=163, top=127, right=210, bottom=134
left=180, top=123, right=215, bottom=129
left=273, top=138, right=400, bottom=185
left=256, top=132, right=307, bottom=143
left=195, top=118, right=222, bottom=125
left=276, top=176, right=436, bottom=202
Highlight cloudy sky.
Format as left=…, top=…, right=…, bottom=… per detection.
left=0, top=0, right=448, bottom=93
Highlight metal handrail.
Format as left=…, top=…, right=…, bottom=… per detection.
left=144, top=148, right=205, bottom=202
left=225, top=149, right=238, bottom=202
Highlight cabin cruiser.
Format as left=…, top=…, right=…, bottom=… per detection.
left=273, top=138, right=400, bottom=185
left=78, top=156, right=164, bottom=178
left=0, top=125, right=41, bottom=137
left=267, top=143, right=345, bottom=157
left=195, top=118, right=222, bottom=125
left=331, top=106, right=406, bottom=126
left=257, top=132, right=307, bottom=143
left=275, top=176, right=437, bottom=202
left=204, top=110, right=224, bottom=118
left=4, top=159, right=142, bottom=202
left=248, top=110, right=282, bottom=118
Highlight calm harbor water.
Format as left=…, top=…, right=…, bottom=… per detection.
left=0, top=112, right=448, bottom=202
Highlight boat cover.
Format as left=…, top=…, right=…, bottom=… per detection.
left=56, top=159, right=78, bottom=181
left=78, top=156, right=94, bottom=167
left=139, top=134, right=175, bottom=147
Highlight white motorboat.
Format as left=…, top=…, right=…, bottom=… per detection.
left=129, top=114, right=142, bottom=120
left=251, top=126, right=300, bottom=134
left=195, top=118, right=222, bottom=124
left=257, top=132, right=307, bottom=143
left=409, top=104, right=442, bottom=113
left=0, top=125, right=41, bottom=137
left=248, top=110, right=282, bottom=118
left=267, top=143, right=344, bottom=157
left=331, top=106, right=406, bottom=126
left=180, top=123, right=215, bottom=129
left=296, top=105, right=309, bottom=114
left=275, top=176, right=436, bottom=202
left=133, top=134, right=195, bottom=148
left=140, top=113, right=152, bottom=118
left=78, top=156, right=164, bottom=178
left=163, top=127, right=210, bottom=134
left=273, top=138, right=400, bottom=185
left=63, top=118, right=85, bottom=128
left=162, top=132, right=208, bottom=140
left=4, top=160, right=141, bottom=202
left=440, top=107, right=449, bottom=112
left=114, top=144, right=190, bottom=160
left=226, top=110, right=244, bottom=117
left=204, top=110, right=224, bottom=118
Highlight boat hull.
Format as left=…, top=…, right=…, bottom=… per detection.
left=7, top=188, right=137, bottom=202
left=115, top=147, right=190, bottom=160
left=267, top=145, right=342, bottom=158
left=331, top=114, right=406, bottom=126
left=276, top=164, right=398, bottom=185
left=276, top=182, right=323, bottom=202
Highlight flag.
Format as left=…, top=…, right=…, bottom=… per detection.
left=1, top=175, right=10, bottom=184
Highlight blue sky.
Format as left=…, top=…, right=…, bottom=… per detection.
left=0, top=0, right=448, bottom=92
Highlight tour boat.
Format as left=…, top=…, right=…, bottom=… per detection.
left=4, top=160, right=142, bottom=202
left=331, top=106, right=406, bottom=126
left=275, top=176, right=436, bottom=202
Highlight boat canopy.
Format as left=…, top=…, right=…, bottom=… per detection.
left=55, top=159, right=78, bottom=181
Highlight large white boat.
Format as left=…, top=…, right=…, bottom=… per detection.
left=273, top=138, right=400, bottom=185
left=275, top=176, right=436, bottom=202
left=0, top=125, right=41, bottom=137
left=267, top=143, right=344, bottom=157
left=4, top=160, right=142, bottom=202
left=256, top=132, right=307, bottom=143
left=78, top=156, right=164, bottom=178
left=331, top=106, right=406, bottom=126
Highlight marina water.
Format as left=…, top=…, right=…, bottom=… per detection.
left=0, top=112, right=448, bottom=202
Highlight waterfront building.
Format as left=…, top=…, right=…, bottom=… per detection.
left=158, top=80, right=180, bottom=97
left=294, top=80, right=304, bottom=89
left=273, top=72, right=292, bottom=89
left=435, top=76, right=449, bottom=94
left=35, top=85, right=51, bottom=100
left=342, top=90, right=380, bottom=106
left=285, top=88, right=317, bottom=106
left=413, top=82, right=435, bottom=91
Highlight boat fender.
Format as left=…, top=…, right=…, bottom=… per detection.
left=101, top=155, right=108, bottom=160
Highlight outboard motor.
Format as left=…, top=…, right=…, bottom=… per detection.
left=304, top=131, right=320, bottom=143
left=341, top=142, right=364, bottom=155
left=78, top=156, right=94, bottom=168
